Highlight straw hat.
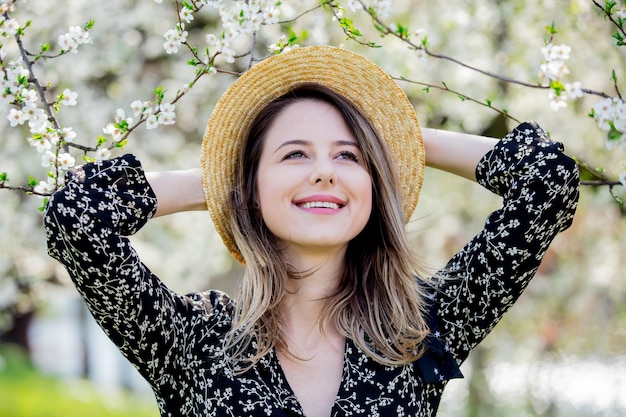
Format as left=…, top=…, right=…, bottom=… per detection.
left=201, top=45, right=424, bottom=262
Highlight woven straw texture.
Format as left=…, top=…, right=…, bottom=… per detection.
left=201, top=45, right=424, bottom=262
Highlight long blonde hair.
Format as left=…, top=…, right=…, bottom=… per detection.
left=226, top=84, right=430, bottom=370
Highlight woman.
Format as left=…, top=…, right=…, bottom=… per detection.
left=44, top=46, right=579, bottom=417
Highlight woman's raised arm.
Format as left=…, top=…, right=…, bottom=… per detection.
left=422, top=127, right=499, bottom=181
left=146, top=168, right=206, bottom=217
left=144, top=126, right=498, bottom=218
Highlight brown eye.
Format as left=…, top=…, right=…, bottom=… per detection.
left=282, top=150, right=307, bottom=160
left=337, top=151, right=359, bottom=162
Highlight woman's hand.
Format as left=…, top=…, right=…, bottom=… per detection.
left=146, top=168, right=206, bottom=217
left=422, top=128, right=499, bottom=181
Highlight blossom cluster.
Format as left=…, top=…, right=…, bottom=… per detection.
left=538, top=43, right=583, bottom=111
left=347, top=0, right=393, bottom=20
left=0, top=10, right=87, bottom=194
left=102, top=100, right=177, bottom=144
left=592, top=97, right=626, bottom=148
left=163, top=24, right=189, bottom=54
left=158, top=0, right=281, bottom=62
left=207, top=0, right=281, bottom=62
left=58, top=25, right=92, bottom=54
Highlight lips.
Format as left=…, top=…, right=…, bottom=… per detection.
left=293, top=195, right=346, bottom=210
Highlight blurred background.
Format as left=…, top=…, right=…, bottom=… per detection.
left=0, top=0, right=624, bottom=416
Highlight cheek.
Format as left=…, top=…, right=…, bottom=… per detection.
left=356, top=175, right=374, bottom=227
left=255, top=170, right=284, bottom=227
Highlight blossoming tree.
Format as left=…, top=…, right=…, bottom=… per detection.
left=0, top=0, right=625, bottom=413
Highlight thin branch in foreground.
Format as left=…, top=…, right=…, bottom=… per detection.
left=354, top=2, right=614, bottom=99
left=395, top=76, right=522, bottom=124
left=0, top=183, right=48, bottom=196
left=592, top=0, right=626, bottom=45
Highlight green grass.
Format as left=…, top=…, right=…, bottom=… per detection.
left=0, top=344, right=159, bottom=417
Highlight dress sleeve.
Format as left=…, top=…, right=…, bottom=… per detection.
left=43, top=155, right=232, bottom=385
left=432, top=121, right=580, bottom=365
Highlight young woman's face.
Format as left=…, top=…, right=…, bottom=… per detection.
left=255, top=99, right=373, bottom=257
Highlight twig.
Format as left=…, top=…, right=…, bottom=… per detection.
left=592, top=0, right=626, bottom=42
left=394, top=76, right=521, bottom=124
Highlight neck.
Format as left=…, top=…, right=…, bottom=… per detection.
left=280, top=246, right=346, bottom=336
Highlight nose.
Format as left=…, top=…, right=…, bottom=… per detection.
left=309, top=156, right=336, bottom=185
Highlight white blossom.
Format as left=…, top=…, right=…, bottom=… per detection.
left=163, top=25, right=188, bottom=54
left=160, top=102, right=175, bottom=114
left=347, top=0, right=362, bottom=12
left=60, top=88, right=78, bottom=106
left=20, top=89, right=38, bottom=106
left=57, top=152, right=75, bottom=170
left=593, top=97, right=620, bottom=131
left=95, top=147, right=111, bottom=160
left=180, top=7, right=194, bottom=24
left=159, top=112, right=176, bottom=125
left=103, top=123, right=124, bottom=141
left=263, top=7, right=280, bottom=25
left=28, top=136, right=52, bottom=153
left=613, top=99, right=626, bottom=132
left=58, top=33, right=79, bottom=53
left=0, top=1, right=15, bottom=13
left=540, top=60, right=570, bottom=81
left=146, top=114, right=159, bottom=129
left=59, top=127, right=76, bottom=143
left=538, top=43, right=572, bottom=83
left=541, top=43, right=571, bottom=62
left=34, top=180, right=54, bottom=195
left=565, top=81, right=583, bottom=99
left=7, top=108, right=26, bottom=127
left=44, top=130, right=60, bottom=146
left=2, top=19, right=20, bottom=36
left=370, top=0, right=393, bottom=19
left=41, top=151, right=55, bottom=168
left=548, top=90, right=567, bottom=111
left=68, top=26, right=91, bottom=45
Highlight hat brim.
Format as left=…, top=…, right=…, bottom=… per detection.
left=201, top=45, right=424, bottom=262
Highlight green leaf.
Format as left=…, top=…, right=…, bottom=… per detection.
left=0, top=172, right=8, bottom=182
left=154, top=86, right=165, bottom=103
left=115, top=139, right=128, bottom=149
left=28, top=176, right=38, bottom=188
left=605, top=1, right=617, bottom=14
left=395, top=24, right=409, bottom=39
left=115, top=119, right=129, bottom=132
left=84, top=20, right=95, bottom=31
left=549, top=80, right=566, bottom=95
left=38, top=198, right=49, bottom=212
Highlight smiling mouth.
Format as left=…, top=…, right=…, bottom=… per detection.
left=297, top=201, right=343, bottom=209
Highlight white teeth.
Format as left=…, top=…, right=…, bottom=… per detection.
left=300, top=201, right=340, bottom=209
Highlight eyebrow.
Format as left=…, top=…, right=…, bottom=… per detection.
left=273, top=139, right=359, bottom=153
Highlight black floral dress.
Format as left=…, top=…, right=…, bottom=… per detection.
left=44, top=121, right=579, bottom=416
